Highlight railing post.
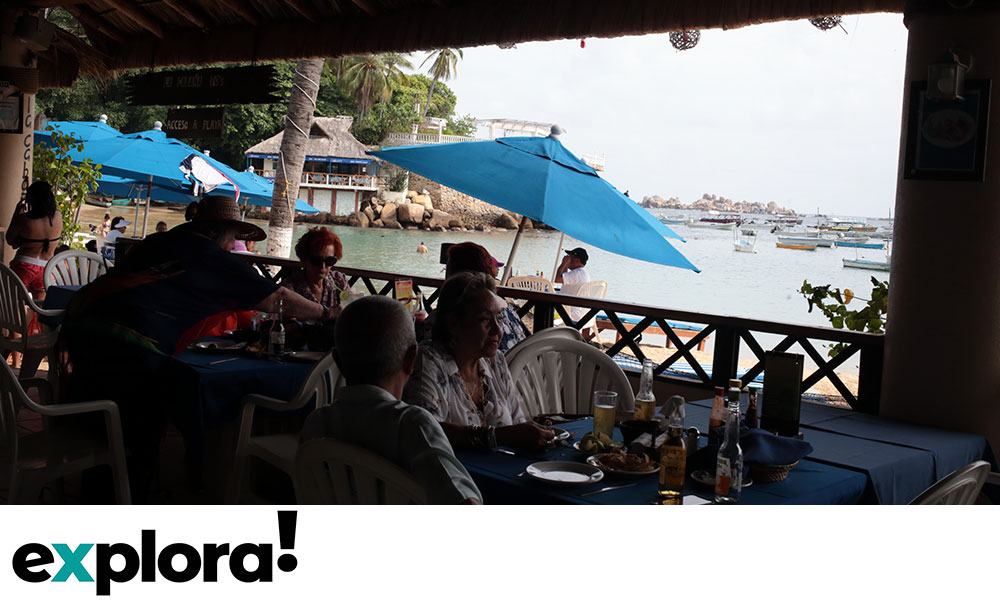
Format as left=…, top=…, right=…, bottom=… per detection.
left=711, top=325, right=739, bottom=389
left=533, top=301, right=554, bottom=333
left=857, top=343, right=883, bottom=415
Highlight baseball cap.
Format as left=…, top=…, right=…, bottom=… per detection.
left=565, top=247, right=589, bottom=263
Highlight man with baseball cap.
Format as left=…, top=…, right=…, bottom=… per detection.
left=555, top=247, right=592, bottom=332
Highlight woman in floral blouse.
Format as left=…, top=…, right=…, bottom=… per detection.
left=281, top=227, right=353, bottom=319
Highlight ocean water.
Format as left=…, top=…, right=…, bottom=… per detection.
left=291, top=209, right=892, bottom=331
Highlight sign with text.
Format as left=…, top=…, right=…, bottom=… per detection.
left=164, top=108, right=225, bottom=138
left=127, top=66, right=280, bottom=106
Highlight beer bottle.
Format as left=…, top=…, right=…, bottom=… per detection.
left=269, top=297, right=285, bottom=357
left=708, top=386, right=726, bottom=444
left=714, top=401, right=743, bottom=504
left=413, top=292, right=429, bottom=341
left=657, top=422, right=686, bottom=505
left=634, top=359, right=656, bottom=421
left=728, top=378, right=742, bottom=413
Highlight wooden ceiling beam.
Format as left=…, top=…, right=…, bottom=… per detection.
left=103, top=0, right=167, bottom=38
left=215, top=0, right=260, bottom=25
left=348, top=0, right=379, bottom=16
left=158, top=0, right=209, bottom=29
left=284, top=0, right=322, bottom=21
left=65, top=4, right=126, bottom=44
left=23, top=0, right=81, bottom=7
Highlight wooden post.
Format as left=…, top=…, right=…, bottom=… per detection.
left=533, top=300, right=555, bottom=332
left=711, top=325, right=740, bottom=390
left=857, top=343, right=883, bottom=415
left=501, top=216, right=529, bottom=285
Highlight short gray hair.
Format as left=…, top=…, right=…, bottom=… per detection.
left=335, top=295, right=416, bottom=385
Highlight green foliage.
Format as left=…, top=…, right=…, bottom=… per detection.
left=445, top=114, right=477, bottom=137
left=33, top=128, right=102, bottom=249
left=419, top=48, right=463, bottom=119
left=402, top=74, right=457, bottom=119
left=334, top=54, right=413, bottom=122
left=800, top=277, right=888, bottom=356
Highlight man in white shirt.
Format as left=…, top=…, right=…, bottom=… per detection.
left=555, top=247, right=591, bottom=325
left=301, top=295, right=483, bottom=504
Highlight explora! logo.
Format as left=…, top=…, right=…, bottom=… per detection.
left=11, top=510, right=298, bottom=595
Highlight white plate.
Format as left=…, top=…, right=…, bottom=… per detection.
left=525, top=461, right=604, bottom=485
left=286, top=351, right=328, bottom=362
left=192, top=341, right=245, bottom=352
left=587, top=453, right=659, bottom=476
left=691, top=469, right=753, bottom=488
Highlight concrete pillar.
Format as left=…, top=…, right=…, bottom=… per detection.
left=882, top=4, right=1000, bottom=449
left=0, top=23, right=36, bottom=264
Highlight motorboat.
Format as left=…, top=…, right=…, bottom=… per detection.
left=776, top=242, right=817, bottom=251
left=734, top=228, right=757, bottom=253
left=835, top=239, right=885, bottom=249
left=777, top=235, right=833, bottom=247
left=687, top=219, right=736, bottom=230
left=843, top=257, right=890, bottom=271
left=819, top=219, right=877, bottom=233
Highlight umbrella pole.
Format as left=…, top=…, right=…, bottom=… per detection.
left=133, top=193, right=141, bottom=237
left=501, top=216, right=529, bottom=285
left=551, top=231, right=566, bottom=279
left=142, top=175, right=152, bottom=237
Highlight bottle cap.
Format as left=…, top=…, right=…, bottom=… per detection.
left=728, top=378, right=741, bottom=388
left=714, top=386, right=724, bottom=396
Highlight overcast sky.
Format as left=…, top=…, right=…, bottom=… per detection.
left=423, top=13, right=909, bottom=218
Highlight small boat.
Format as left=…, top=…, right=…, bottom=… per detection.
left=733, top=229, right=757, bottom=253
left=659, top=216, right=687, bottom=224
left=766, top=215, right=804, bottom=226
left=687, top=219, right=736, bottom=230
left=843, top=258, right=890, bottom=271
left=776, top=242, right=817, bottom=251
left=819, top=219, right=876, bottom=233
left=835, top=239, right=885, bottom=249
left=778, top=235, right=833, bottom=247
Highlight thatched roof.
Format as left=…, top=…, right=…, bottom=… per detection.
left=245, top=116, right=370, bottom=160
left=21, top=0, right=905, bottom=84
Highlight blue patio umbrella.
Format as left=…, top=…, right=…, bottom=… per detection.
left=369, top=134, right=699, bottom=274
left=96, top=173, right=319, bottom=214
left=35, top=120, right=123, bottom=144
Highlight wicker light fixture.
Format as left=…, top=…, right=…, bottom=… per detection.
left=809, top=16, right=845, bottom=32
left=668, top=30, right=700, bottom=51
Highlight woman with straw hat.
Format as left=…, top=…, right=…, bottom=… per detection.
left=58, top=195, right=334, bottom=501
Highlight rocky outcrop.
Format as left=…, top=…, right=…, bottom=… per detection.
left=347, top=211, right=368, bottom=228
left=380, top=202, right=399, bottom=227
left=408, top=173, right=523, bottom=229
left=497, top=212, right=519, bottom=229
left=396, top=203, right=425, bottom=225
left=641, top=193, right=795, bottom=215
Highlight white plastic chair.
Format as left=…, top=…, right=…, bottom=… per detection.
left=227, top=353, right=344, bottom=503
left=0, top=357, right=130, bottom=504
left=909, top=460, right=990, bottom=505
left=43, top=250, right=107, bottom=289
left=294, top=438, right=427, bottom=504
left=506, top=276, right=555, bottom=294
left=505, top=326, right=583, bottom=365
left=0, top=263, right=64, bottom=378
left=507, top=337, right=635, bottom=419
left=575, top=280, right=608, bottom=338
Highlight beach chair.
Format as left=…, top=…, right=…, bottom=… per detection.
left=294, top=438, right=427, bottom=504
left=574, top=280, right=607, bottom=338
left=226, top=353, right=344, bottom=503
left=909, top=460, right=990, bottom=505
left=0, top=358, right=130, bottom=504
left=506, top=276, right=555, bottom=294
left=0, top=263, right=65, bottom=378
left=507, top=337, right=635, bottom=419
left=43, top=250, right=107, bottom=290
left=505, top=326, right=583, bottom=365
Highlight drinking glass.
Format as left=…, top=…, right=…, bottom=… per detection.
left=592, top=390, right=618, bottom=439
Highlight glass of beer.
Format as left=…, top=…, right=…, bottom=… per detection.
left=592, top=391, right=618, bottom=439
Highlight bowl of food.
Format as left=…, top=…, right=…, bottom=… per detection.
left=617, top=419, right=660, bottom=446
left=574, top=432, right=623, bottom=455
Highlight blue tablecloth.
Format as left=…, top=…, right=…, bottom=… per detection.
left=687, top=397, right=993, bottom=504
left=457, top=418, right=868, bottom=505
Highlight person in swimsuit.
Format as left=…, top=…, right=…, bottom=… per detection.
left=5, top=180, right=63, bottom=300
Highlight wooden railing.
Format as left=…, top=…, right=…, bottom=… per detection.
left=257, top=170, right=377, bottom=188
left=244, top=255, right=884, bottom=414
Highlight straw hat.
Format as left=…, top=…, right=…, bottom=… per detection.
left=193, top=196, right=266, bottom=242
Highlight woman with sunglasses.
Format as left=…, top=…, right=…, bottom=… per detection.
left=281, top=226, right=353, bottom=319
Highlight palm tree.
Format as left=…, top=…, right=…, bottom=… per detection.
left=420, top=48, right=463, bottom=120
left=336, top=53, right=413, bottom=122
left=267, top=58, right=324, bottom=258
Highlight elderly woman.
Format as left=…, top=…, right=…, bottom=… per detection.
left=445, top=241, right=527, bottom=353
left=403, top=271, right=554, bottom=450
left=281, top=226, right=352, bottom=318
left=5, top=180, right=63, bottom=299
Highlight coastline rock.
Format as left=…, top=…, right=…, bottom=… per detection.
left=347, top=211, right=368, bottom=228
left=448, top=217, right=464, bottom=229
left=372, top=218, right=384, bottom=228
left=363, top=207, right=375, bottom=222
left=497, top=213, right=519, bottom=229
left=380, top=202, right=399, bottom=227
left=405, top=190, right=418, bottom=199
left=413, top=194, right=433, bottom=209
left=427, top=210, right=456, bottom=229
left=397, top=203, right=425, bottom=224
left=641, top=192, right=796, bottom=215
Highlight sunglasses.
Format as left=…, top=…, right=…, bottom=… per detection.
left=307, top=256, right=338, bottom=267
